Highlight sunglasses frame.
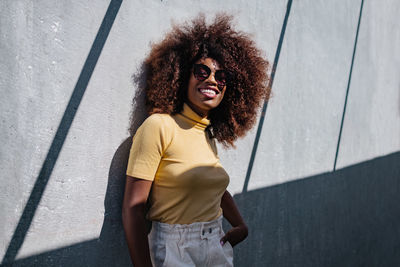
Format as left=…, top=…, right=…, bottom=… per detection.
left=192, top=64, right=233, bottom=88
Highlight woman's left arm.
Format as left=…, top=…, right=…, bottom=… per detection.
left=220, top=190, right=248, bottom=247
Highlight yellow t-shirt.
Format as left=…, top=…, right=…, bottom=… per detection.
left=126, top=103, right=230, bottom=224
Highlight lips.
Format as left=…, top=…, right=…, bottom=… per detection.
left=199, top=87, right=219, bottom=98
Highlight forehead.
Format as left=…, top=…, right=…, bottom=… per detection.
left=195, top=57, right=221, bottom=70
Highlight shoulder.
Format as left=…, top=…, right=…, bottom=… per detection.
left=137, top=113, right=176, bottom=140
left=141, top=113, right=175, bottom=129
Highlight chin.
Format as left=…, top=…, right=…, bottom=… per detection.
left=201, top=102, right=218, bottom=110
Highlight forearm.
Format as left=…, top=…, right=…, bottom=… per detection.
left=122, top=203, right=152, bottom=267
left=220, top=190, right=248, bottom=246
left=221, top=190, right=247, bottom=228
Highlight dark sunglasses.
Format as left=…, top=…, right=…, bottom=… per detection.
left=193, top=64, right=233, bottom=87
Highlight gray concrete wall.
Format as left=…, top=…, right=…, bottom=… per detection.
left=1, top=0, right=399, bottom=266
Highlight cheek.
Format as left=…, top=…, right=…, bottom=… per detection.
left=187, top=78, right=200, bottom=104
left=219, top=87, right=227, bottom=99
left=187, top=76, right=198, bottom=92
left=187, top=80, right=194, bottom=96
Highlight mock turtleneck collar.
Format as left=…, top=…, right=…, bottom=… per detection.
left=180, top=103, right=210, bottom=130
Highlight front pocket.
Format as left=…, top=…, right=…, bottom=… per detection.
left=148, top=228, right=169, bottom=267
left=210, top=235, right=233, bottom=266
left=219, top=230, right=233, bottom=258
left=161, top=241, right=171, bottom=267
left=222, top=241, right=234, bottom=259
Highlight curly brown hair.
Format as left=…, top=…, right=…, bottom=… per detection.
left=142, top=13, right=270, bottom=147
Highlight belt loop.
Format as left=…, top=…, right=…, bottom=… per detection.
left=178, top=227, right=182, bottom=242
left=200, top=222, right=206, bottom=239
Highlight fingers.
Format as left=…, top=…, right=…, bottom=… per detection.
left=221, top=226, right=248, bottom=247
left=220, top=234, right=228, bottom=245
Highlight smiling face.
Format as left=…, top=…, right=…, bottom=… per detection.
left=186, top=57, right=227, bottom=117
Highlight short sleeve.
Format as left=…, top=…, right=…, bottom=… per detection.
left=126, top=114, right=172, bottom=181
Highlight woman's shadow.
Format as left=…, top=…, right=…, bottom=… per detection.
left=96, top=64, right=149, bottom=266
left=9, top=65, right=150, bottom=267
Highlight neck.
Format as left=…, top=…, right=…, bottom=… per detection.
left=186, top=102, right=208, bottom=117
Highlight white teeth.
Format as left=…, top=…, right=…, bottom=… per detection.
left=200, top=89, right=216, bottom=96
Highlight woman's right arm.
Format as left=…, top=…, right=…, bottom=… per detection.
left=122, top=175, right=153, bottom=267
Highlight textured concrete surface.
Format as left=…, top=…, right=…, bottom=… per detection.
left=232, top=151, right=400, bottom=266
left=1, top=0, right=399, bottom=266
left=335, top=0, right=400, bottom=169
left=248, top=0, right=361, bottom=190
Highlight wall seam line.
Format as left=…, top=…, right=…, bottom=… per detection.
left=333, top=0, right=364, bottom=171
left=242, top=0, right=293, bottom=193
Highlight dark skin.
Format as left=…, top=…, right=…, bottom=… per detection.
left=122, top=177, right=153, bottom=267
left=122, top=57, right=248, bottom=266
left=220, top=190, right=248, bottom=247
left=122, top=177, right=248, bottom=266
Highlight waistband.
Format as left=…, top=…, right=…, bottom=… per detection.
left=151, top=216, right=223, bottom=240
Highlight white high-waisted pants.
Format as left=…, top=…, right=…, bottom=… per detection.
left=148, top=216, right=234, bottom=267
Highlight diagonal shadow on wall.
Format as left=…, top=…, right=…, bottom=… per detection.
left=334, top=0, right=364, bottom=171
left=6, top=138, right=134, bottom=267
left=242, top=0, right=293, bottom=193
left=4, top=0, right=395, bottom=265
left=1, top=0, right=123, bottom=264
left=8, top=151, right=400, bottom=266
left=230, top=151, right=400, bottom=267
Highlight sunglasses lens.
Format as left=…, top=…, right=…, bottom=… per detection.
left=215, top=71, right=227, bottom=86
left=193, top=64, right=210, bottom=81
left=193, top=64, right=233, bottom=87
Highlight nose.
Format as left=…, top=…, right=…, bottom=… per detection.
left=204, top=72, right=218, bottom=85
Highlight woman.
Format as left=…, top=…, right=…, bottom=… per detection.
left=122, top=14, right=270, bottom=267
